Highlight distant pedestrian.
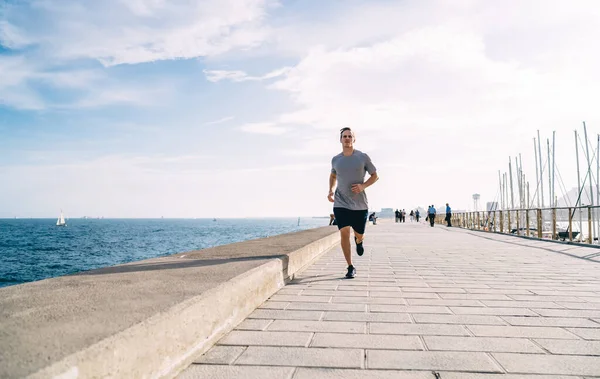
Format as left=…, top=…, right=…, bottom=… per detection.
left=395, top=209, right=400, bottom=223
left=409, top=210, right=414, bottom=222
left=329, top=213, right=337, bottom=226
left=401, top=209, right=406, bottom=223
left=428, top=205, right=436, bottom=227
left=445, top=203, right=452, bottom=227
left=415, top=209, right=420, bottom=222
left=328, top=127, right=379, bottom=279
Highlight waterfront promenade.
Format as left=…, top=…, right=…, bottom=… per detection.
left=180, top=221, right=600, bottom=378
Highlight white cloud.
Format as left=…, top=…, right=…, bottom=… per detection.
left=1, top=0, right=276, bottom=66
left=204, top=116, right=235, bottom=125
left=0, top=54, right=171, bottom=109
left=0, top=20, right=32, bottom=49
left=204, top=67, right=290, bottom=82
left=239, top=122, right=287, bottom=135
left=221, top=0, right=600, bottom=211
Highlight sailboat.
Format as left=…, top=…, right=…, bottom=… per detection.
left=56, top=210, right=67, bottom=227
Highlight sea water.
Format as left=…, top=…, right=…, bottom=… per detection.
left=0, top=218, right=328, bottom=288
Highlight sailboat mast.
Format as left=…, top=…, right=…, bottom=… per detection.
left=584, top=122, right=594, bottom=208
left=515, top=157, right=521, bottom=209
left=552, top=131, right=556, bottom=208
left=534, top=138, right=540, bottom=208
left=498, top=170, right=504, bottom=210
left=576, top=130, right=583, bottom=238
left=584, top=122, right=594, bottom=242
left=509, top=158, right=515, bottom=209
left=547, top=139, right=552, bottom=208
left=537, top=130, right=545, bottom=207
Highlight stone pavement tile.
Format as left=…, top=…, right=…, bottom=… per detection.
left=468, top=289, right=534, bottom=295
left=559, top=302, right=600, bottom=310
left=532, top=309, right=600, bottom=318
left=408, top=299, right=486, bottom=307
left=509, top=295, right=588, bottom=303
left=355, top=297, right=408, bottom=305
left=368, top=291, right=406, bottom=297
left=578, top=296, right=600, bottom=303
left=403, top=287, right=467, bottom=293
left=323, top=311, right=411, bottom=323
left=413, top=314, right=506, bottom=325
left=467, top=325, right=579, bottom=339
left=330, top=296, right=370, bottom=303
left=336, top=285, right=369, bottom=291
left=441, top=293, right=512, bottom=301
left=442, top=373, right=581, bottom=379
left=286, top=302, right=366, bottom=312
left=293, top=368, right=432, bottom=379
left=534, top=290, right=599, bottom=297
left=236, top=319, right=273, bottom=331
left=270, top=295, right=332, bottom=303
left=534, top=338, right=600, bottom=355
left=450, top=307, right=539, bottom=316
left=566, top=327, right=600, bottom=340
left=277, top=289, right=304, bottom=295
left=302, top=290, right=368, bottom=297
left=429, top=283, right=491, bottom=289
left=481, top=300, right=565, bottom=309
left=267, top=320, right=366, bottom=333
left=260, top=301, right=290, bottom=309
left=501, top=316, right=599, bottom=328
left=194, top=346, right=246, bottom=364
left=365, top=286, right=402, bottom=292
left=248, top=309, right=323, bottom=321
left=493, top=352, right=600, bottom=376
left=423, top=336, right=544, bottom=353
left=370, top=323, right=469, bottom=336
left=367, top=350, right=502, bottom=372
left=235, top=346, right=363, bottom=368
left=369, top=304, right=451, bottom=314
left=177, top=365, right=294, bottom=379
left=218, top=331, right=312, bottom=347
left=311, top=332, right=423, bottom=350
left=395, top=292, right=441, bottom=299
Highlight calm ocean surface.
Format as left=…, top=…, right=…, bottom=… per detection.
left=0, top=218, right=329, bottom=288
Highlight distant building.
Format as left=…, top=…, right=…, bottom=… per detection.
left=378, top=208, right=395, bottom=218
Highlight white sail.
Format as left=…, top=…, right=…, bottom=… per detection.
left=57, top=210, right=66, bottom=226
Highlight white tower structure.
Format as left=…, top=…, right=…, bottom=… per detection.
left=473, top=193, right=481, bottom=212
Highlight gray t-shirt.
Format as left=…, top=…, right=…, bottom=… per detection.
left=331, top=149, right=377, bottom=210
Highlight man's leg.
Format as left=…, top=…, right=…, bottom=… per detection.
left=340, top=226, right=352, bottom=266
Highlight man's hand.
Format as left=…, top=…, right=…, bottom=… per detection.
left=351, top=183, right=365, bottom=193
left=328, top=191, right=335, bottom=202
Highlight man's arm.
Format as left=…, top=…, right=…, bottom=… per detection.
left=363, top=172, right=378, bottom=189
left=351, top=172, right=378, bottom=193
left=328, top=173, right=336, bottom=202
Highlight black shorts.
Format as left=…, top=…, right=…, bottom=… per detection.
left=333, top=207, right=369, bottom=234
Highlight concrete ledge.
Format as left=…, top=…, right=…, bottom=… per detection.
left=0, top=226, right=339, bottom=379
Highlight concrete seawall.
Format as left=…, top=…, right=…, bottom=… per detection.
left=0, top=226, right=339, bottom=379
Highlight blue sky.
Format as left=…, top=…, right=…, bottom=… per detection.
left=2, top=0, right=600, bottom=218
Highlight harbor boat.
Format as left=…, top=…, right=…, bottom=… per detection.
left=56, top=210, right=67, bottom=227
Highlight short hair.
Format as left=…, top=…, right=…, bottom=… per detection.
left=340, top=127, right=354, bottom=140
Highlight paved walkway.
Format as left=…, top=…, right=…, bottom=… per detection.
left=179, top=221, right=600, bottom=379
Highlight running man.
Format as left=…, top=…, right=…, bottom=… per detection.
left=328, top=127, right=379, bottom=279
